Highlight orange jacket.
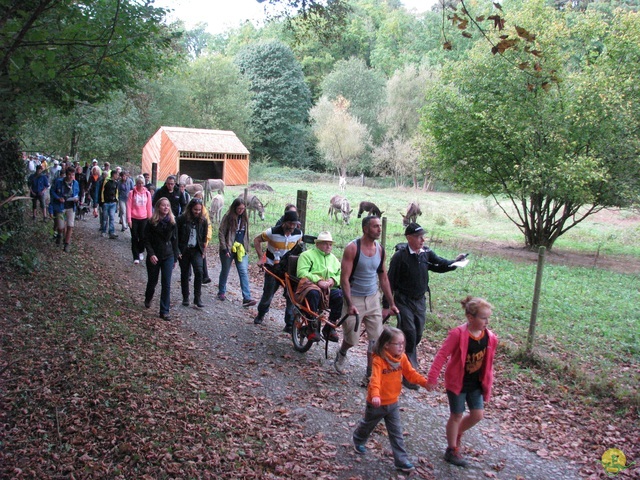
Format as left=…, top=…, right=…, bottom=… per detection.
left=367, top=352, right=428, bottom=406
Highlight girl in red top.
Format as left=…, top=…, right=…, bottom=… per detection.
left=352, top=326, right=428, bottom=473
left=427, top=296, right=498, bottom=468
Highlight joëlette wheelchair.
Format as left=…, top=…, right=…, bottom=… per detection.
left=261, top=235, right=359, bottom=356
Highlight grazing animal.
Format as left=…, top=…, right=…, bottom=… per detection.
left=401, top=202, right=422, bottom=227
left=209, top=194, right=224, bottom=223
left=357, top=201, right=383, bottom=218
left=237, top=194, right=265, bottom=222
left=203, top=178, right=225, bottom=195
left=339, top=175, right=347, bottom=191
left=179, top=174, right=192, bottom=185
left=185, top=183, right=203, bottom=196
left=328, top=195, right=353, bottom=225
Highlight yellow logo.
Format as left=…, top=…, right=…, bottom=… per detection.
left=601, top=448, right=633, bottom=476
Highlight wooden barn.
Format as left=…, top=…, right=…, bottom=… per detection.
left=141, top=126, right=250, bottom=185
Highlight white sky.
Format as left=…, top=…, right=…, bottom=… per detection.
left=156, top=0, right=437, bottom=35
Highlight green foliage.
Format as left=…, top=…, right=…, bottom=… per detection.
left=235, top=40, right=313, bottom=166
left=422, top=1, right=640, bottom=249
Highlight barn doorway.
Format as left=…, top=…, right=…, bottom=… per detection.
left=179, top=160, right=223, bottom=181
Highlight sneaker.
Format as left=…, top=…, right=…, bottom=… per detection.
left=396, top=461, right=415, bottom=473
left=159, top=313, right=171, bottom=322
left=283, top=324, right=293, bottom=334
left=444, top=447, right=468, bottom=467
left=402, top=378, right=420, bottom=391
left=253, top=315, right=263, bottom=325
left=360, top=375, right=369, bottom=388
left=322, top=324, right=339, bottom=342
left=109, top=234, right=118, bottom=239
left=134, top=259, right=140, bottom=265
left=63, top=243, right=70, bottom=253
left=139, top=253, right=144, bottom=261
left=334, top=350, right=348, bottom=375
left=194, top=300, right=204, bottom=308
left=217, top=293, right=226, bottom=301
left=55, top=234, right=62, bottom=245
left=353, top=442, right=366, bottom=455
left=202, top=277, right=212, bottom=284
left=242, top=299, right=257, bottom=307
left=144, top=299, right=151, bottom=309
left=100, top=232, right=106, bottom=238
left=182, top=299, right=190, bottom=307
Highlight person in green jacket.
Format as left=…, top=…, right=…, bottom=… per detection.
left=296, top=231, right=342, bottom=342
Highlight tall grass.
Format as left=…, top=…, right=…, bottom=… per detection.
left=221, top=174, right=639, bottom=403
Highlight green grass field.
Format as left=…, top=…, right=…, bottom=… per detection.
left=219, top=169, right=640, bottom=403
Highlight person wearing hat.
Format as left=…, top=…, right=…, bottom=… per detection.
left=253, top=209, right=303, bottom=331
left=295, top=231, right=342, bottom=342
left=384, top=222, right=467, bottom=390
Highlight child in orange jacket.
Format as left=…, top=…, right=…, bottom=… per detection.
left=352, top=326, right=427, bottom=473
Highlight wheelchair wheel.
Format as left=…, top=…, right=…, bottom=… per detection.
left=292, top=312, right=313, bottom=353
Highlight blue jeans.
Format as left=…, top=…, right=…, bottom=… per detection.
left=102, top=202, right=117, bottom=235
left=257, top=269, right=294, bottom=325
left=353, top=402, right=410, bottom=468
left=218, top=251, right=252, bottom=301
left=145, top=255, right=174, bottom=315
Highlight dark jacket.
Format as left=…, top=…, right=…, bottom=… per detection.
left=144, top=218, right=178, bottom=261
left=387, top=245, right=456, bottom=300
left=177, top=215, right=208, bottom=255
left=153, top=185, right=186, bottom=218
left=101, top=178, right=118, bottom=203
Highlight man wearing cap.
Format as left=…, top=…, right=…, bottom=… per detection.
left=385, top=222, right=466, bottom=389
left=253, top=210, right=303, bottom=332
left=295, top=231, right=342, bottom=342
left=336, top=215, right=399, bottom=385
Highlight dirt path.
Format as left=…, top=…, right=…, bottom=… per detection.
left=75, top=217, right=585, bottom=479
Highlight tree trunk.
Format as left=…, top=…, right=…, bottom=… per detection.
left=70, top=125, right=80, bottom=159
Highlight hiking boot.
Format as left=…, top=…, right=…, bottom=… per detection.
left=144, top=299, right=151, bottom=309
left=217, top=293, right=226, bottom=301
left=202, top=277, right=212, bottom=284
left=334, top=350, right=348, bottom=375
left=395, top=461, right=415, bottom=473
left=322, top=324, right=339, bottom=342
left=353, top=442, right=366, bottom=455
left=159, top=312, right=171, bottom=321
left=109, top=233, right=118, bottom=239
left=444, top=447, right=468, bottom=467
left=253, top=315, right=264, bottom=325
left=283, top=324, right=293, bottom=334
left=182, top=298, right=190, bottom=307
left=242, top=299, right=257, bottom=307
left=194, top=299, right=204, bottom=308
left=402, top=378, right=419, bottom=390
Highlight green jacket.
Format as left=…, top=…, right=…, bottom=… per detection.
left=296, top=247, right=341, bottom=286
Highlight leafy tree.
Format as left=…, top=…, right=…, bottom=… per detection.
left=311, top=95, right=370, bottom=176
left=371, top=136, right=418, bottom=187
left=320, top=57, right=386, bottom=143
left=235, top=40, right=313, bottom=165
left=422, top=1, right=640, bottom=249
left=0, top=0, right=179, bottom=239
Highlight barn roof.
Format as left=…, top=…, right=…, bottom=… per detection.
left=159, top=126, right=249, bottom=155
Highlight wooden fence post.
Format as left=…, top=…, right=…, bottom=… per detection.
left=526, top=246, right=546, bottom=355
left=296, top=190, right=308, bottom=233
left=381, top=216, right=387, bottom=251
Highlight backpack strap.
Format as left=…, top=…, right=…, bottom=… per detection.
left=349, top=238, right=384, bottom=282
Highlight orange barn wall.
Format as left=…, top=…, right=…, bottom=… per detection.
left=223, top=158, right=249, bottom=186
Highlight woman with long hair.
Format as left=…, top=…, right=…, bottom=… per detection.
left=143, top=197, right=178, bottom=321
left=218, top=198, right=256, bottom=307
left=177, top=198, right=209, bottom=308
left=127, top=175, right=152, bottom=264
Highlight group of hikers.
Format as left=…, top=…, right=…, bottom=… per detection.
left=25, top=162, right=498, bottom=473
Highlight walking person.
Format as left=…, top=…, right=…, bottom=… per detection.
left=385, top=222, right=466, bottom=389
left=100, top=170, right=119, bottom=239
left=253, top=210, right=303, bottom=331
left=177, top=198, right=208, bottom=308
left=127, top=175, right=152, bottom=265
left=352, top=326, right=428, bottom=473
left=117, top=170, right=134, bottom=231
left=144, top=197, right=178, bottom=321
left=153, top=176, right=186, bottom=218
left=28, top=164, right=49, bottom=220
left=335, top=215, right=399, bottom=386
left=192, top=191, right=212, bottom=284
left=426, top=296, right=498, bottom=468
left=217, top=198, right=257, bottom=307
left=50, top=166, right=79, bottom=253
